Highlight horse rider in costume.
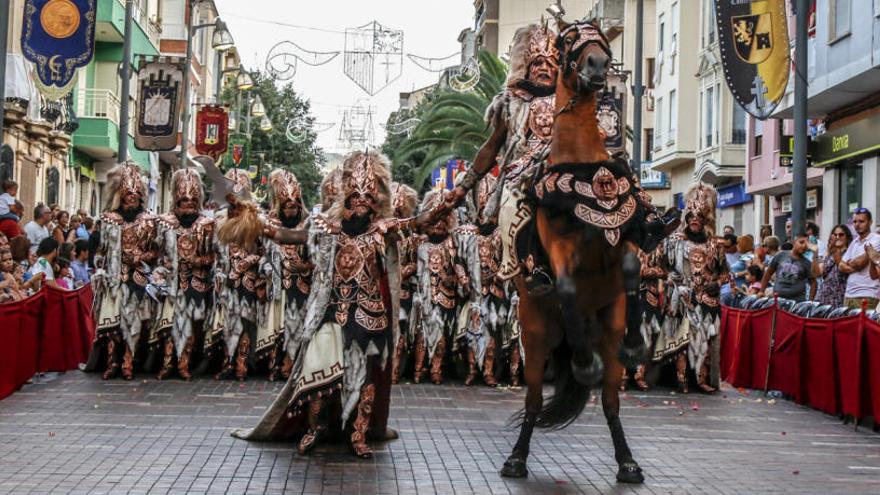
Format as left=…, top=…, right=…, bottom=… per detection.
left=389, top=182, right=420, bottom=384
left=212, top=168, right=268, bottom=381
left=444, top=22, right=678, bottom=368
left=88, top=162, right=159, bottom=380
left=659, top=183, right=727, bottom=393
left=263, top=169, right=313, bottom=381
left=154, top=168, right=216, bottom=380
left=233, top=151, right=444, bottom=458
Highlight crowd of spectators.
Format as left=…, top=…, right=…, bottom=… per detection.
left=0, top=179, right=98, bottom=304
left=723, top=208, right=880, bottom=311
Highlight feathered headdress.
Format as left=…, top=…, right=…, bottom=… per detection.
left=103, top=161, right=148, bottom=212
left=505, top=23, right=558, bottom=88
left=171, top=168, right=203, bottom=206
left=684, top=182, right=717, bottom=235
left=268, top=169, right=306, bottom=217
left=391, top=182, right=419, bottom=218
left=327, top=151, right=392, bottom=221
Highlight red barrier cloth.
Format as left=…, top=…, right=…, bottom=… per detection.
left=39, top=287, right=66, bottom=372
left=768, top=311, right=803, bottom=400
left=863, top=320, right=880, bottom=419
left=17, top=291, right=44, bottom=387
left=0, top=297, right=22, bottom=400
left=832, top=317, right=863, bottom=418
left=799, top=318, right=839, bottom=415
left=720, top=306, right=772, bottom=390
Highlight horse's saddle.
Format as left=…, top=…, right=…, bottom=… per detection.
left=532, top=156, right=644, bottom=247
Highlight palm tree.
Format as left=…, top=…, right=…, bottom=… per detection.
left=392, top=50, right=508, bottom=188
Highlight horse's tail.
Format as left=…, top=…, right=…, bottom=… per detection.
left=513, top=343, right=591, bottom=431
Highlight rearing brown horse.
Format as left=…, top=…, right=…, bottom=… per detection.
left=500, top=19, right=645, bottom=483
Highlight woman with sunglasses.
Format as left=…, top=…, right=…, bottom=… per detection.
left=814, top=224, right=853, bottom=307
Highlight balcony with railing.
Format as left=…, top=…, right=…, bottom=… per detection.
left=76, top=89, right=121, bottom=124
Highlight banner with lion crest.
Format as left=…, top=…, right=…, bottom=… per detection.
left=715, top=0, right=790, bottom=119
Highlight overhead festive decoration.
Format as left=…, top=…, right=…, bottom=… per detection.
left=195, top=105, right=229, bottom=160
left=597, top=71, right=627, bottom=156
left=134, top=56, right=185, bottom=151
left=337, top=101, right=376, bottom=150
left=406, top=52, right=460, bottom=72
left=715, top=0, right=790, bottom=119
left=444, top=57, right=481, bottom=93
left=382, top=117, right=421, bottom=136
left=21, top=0, right=97, bottom=99
left=265, top=41, right=340, bottom=81
left=285, top=120, right=335, bottom=144
left=343, top=21, right=404, bottom=96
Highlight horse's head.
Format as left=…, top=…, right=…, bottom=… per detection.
left=555, top=20, right=612, bottom=96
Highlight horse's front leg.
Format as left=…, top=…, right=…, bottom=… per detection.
left=500, top=283, right=550, bottom=478
left=619, top=244, right=648, bottom=369
left=601, top=294, right=645, bottom=484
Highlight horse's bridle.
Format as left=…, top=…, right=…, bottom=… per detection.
left=555, top=22, right=613, bottom=117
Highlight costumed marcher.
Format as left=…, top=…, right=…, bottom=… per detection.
left=621, top=245, right=667, bottom=391
left=459, top=175, right=508, bottom=387
left=232, top=151, right=441, bottom=458
left=659, top=183, right=727, bottom=393
left=88, top=162, right=159, bottom=380
left=389, top=182, right=420, bottom=384
left=411, top=189, right=473, bottom=385
left=212, top=168, right=268, bottom=381
left=263, top=169, right=312, bottom=381
left=153, top=169, right=216, bottom=380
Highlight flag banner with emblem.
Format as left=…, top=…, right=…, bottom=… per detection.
left=134, top=57, right=185, bottom=151
left=228, top=136, right=248, bottom=167
left=21, top=0, right=97, bottom=99
left=597, top=71, right=627, bottom=156
left=715, top=0, right=790, bottom=119
left=195, top=105, right=229, bottom=160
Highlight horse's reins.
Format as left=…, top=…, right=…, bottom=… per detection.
left=554, top=22, right=613, bottom=118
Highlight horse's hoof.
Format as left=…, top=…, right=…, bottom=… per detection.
left=500, top=456, right=528, bottom=478
left=618, top=341, right=648, bottom=369
left=616, top=460, right=644, bottom=484
left=571, top=353, right=604, bottom=387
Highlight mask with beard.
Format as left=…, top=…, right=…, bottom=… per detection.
left=515, top=78, right=555, bottom=97
left=279, top=210, right=302, bottom=228
left=177, top=212, right=200, bottom=228
left=341, top=211, right=372, bottom=236
left=118, top=205, right=143, bottom=223
left=685, top=228, right=709, bottom=244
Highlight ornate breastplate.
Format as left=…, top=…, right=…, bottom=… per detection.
left=176, top=216, right=214, bottom=294
left=329, top=232, right=387, bottom=331
left=105, top=211, right=157, bottom=287
left=268, top=218, right=312, bottom=296
left=426, top=237, right=457, bottom=310
left=505, top=94, right=555, bottom=184
left=478, top=231, right=502, bottom=296
left=227, top=243, right=264, bottom=297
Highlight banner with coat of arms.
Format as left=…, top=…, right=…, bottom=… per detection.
left=134, top=57, right=185, bottom=151
left=597, top=71, right=627, bottom=157
left=21, top=0, right=97, bottom=99
left=227, top=136, right=249, bottom=168
left=715, top=0, right=790, bottom=119
left=195, top=105, right=229, bottom=160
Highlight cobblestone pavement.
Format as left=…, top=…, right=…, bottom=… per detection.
left=1, top=372, right=879, bottom=495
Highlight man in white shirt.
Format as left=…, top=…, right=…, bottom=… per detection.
left=839, top=208, right=880, bottom=309
left=24, top=205, right=51, bottom=253
left=27, top=237, right=60, bottom=290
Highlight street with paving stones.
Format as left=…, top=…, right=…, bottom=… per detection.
left=1, top=372, right=879, bottom=494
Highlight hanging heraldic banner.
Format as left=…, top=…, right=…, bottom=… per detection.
left=21, top=0, right=97, bottom=99
left=195, top=105, right=229, bottom=160
left=715, top=0, right=790, bottom=119
left=597, top=71, right=628, bottom=156
left=135, top=57, right=185, bottom=151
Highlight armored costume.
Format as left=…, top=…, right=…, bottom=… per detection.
left=263, top=169, right=312, bottom=381
left=389, top=182, right=420, bottom=384
left=89, top=163, right=159, bottom=380
left=212, top=169, right=267, bottom=381
left=233, top=151, right=414, bottom=459
left=660, top=184, right=727, bottom=393
left=622, top=246, right=667, bottom=391
left=154, top=169, right=215, bottom=380
left=411, top=190, right=474, bottom=385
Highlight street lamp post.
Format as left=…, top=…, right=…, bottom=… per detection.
left=178, top=0, right=234, bottom=169
left=0, top=0, right=11, bottom=143
left=631, top=0, right=644, bottom=179
left=117, top=0, right=134, bottom=163
left=791, top=0, right=808, bottom=237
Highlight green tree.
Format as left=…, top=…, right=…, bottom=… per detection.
left=221, top=71, right=325, bottom=207
left=389, top=51, right=508, bottom=189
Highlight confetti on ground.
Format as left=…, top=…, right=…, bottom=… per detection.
left=691, top=401, right=700, bottom=411
left=793, top=470, right=800, bottom=475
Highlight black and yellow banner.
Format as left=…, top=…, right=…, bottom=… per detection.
left=715, top=0, right=790, bottom=119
